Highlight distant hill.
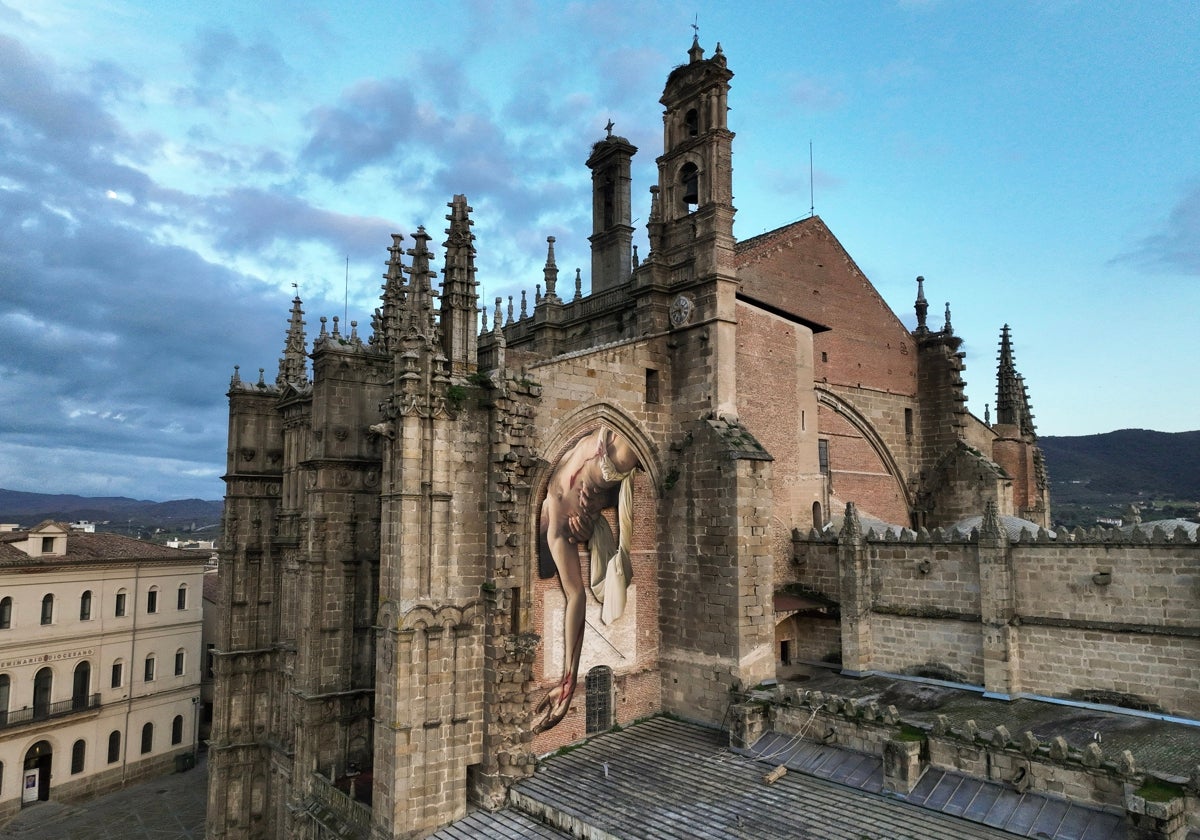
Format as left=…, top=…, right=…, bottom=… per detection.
left=0, top=489, right=223, bottom=534
left=1041, top=429, right=1200, bottom=506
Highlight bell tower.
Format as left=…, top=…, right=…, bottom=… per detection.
left=650, top=36, right=736, bottom=266
left=587, top=124, right=637, bottom=293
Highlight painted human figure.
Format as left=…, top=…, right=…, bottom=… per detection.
left=535, top=426, right=639, bottom=733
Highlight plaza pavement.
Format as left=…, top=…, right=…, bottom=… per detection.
left=0, top=754, right=207, bottom=840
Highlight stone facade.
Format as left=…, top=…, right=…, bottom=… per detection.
left=210, top=38, right=1056, bottom=839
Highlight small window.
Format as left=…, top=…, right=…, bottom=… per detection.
left=905, top=407, right=914, bottom=438
left=80, top=590, right=92, bottom=621
left=821, top=351, right=828, bottom=363
left=171, top=715, right=184, bottom=745
left=645, top=368, right=660, bottom=404
left=585, top=666, right=614, bottom=734
left=107, top=730, right=121, bottom=763
left=111, top=660, right=124, bottom=689
left=115, top=589, right=127, bottom=617
left=0, top=597, right=10, bottom=629
left=141, top=722, right=153, bottom=754
left=684, top=107, right=699, bottom=137
left=144, top=655, right=156, bottom=682
left=71, top=739, right=86, bottom=774
left=0, top=673, right=10, bottom=719
left=146, top=587, right=158, bottom=614
left=818, top=439, right=830, bottom=476
left=206, top=644, right=216, bottom=679
left=174, top=649, right=185, bottom=676
left=41, top=536, right=54, bottom=553
left=40, top=594, right=54, bottom=625
left=176, top=584, right=188, bottom=611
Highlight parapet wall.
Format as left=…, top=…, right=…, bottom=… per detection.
left=789, top=517, right=1200, bottom=718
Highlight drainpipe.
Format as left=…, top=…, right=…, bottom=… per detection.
left=121, top=563, right=140, bottom=785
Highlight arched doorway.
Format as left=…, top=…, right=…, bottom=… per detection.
left=23, top=740, right=52, bottom=804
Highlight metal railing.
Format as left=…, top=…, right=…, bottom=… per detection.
left=0, top=693, right=101, bottom=730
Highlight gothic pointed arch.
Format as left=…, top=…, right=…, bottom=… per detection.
left=814, top=385, right=913, bottom=514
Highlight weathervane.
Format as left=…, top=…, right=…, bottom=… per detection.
left=692, top=14, right=699, bottom=37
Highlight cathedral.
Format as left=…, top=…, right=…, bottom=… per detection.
left=207, top=37, right=1047, bottom=839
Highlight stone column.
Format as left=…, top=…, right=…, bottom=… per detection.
left=837, top=503, right=873, bottom=676
left=978, top=501, right=1020, bottom=698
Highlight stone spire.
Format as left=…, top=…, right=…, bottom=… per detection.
left=995, top=324, right=1036, bottom=436
left=401, top=226, right=441, bottom=349
left=440, top=195, right=478, bottom=376
left=688, top=33, right=704, bottom=63
left=374, top=233, right=407, bottom=353
left=276, top=294, right=308, bottom=388
left=542, top=236, right=560, bottom=301
left=914, top=276, right=929, bottom=335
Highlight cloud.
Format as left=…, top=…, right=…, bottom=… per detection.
left=301, top=78, right=423, bottom=179
left=180, top=26, right=293, bottom=108
left=787, top=75, right=846, bottom=112
left=1113, top=182, right=1200, bottom=276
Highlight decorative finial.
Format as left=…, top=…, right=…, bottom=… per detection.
left=544, top=236, right=559, bottom=299
left=605, top=119, right=614, bottom=138
left=520, top=289, right=528, bottom=319
left=943, top=301, right=953, bottom=335
left=574, top=268, right=583, bottom=301
left=493, top=297, right=502, bottom=330
left=331, top=315, right=340, bottom=338
left=985, top=403, right=991, bottom=426
left=506, top=295, right=514, bottom=325
left=631, top=244, right=639, bottom=270
left=914, top=276, right=928, bottom=333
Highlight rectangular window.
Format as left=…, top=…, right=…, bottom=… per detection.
left=174, top=651, right=185, bottom=676
left=111, top=661, right=123, bottom=688
left=115, top=592, right=127, bottom=617
left=41, top=537, right=54, bottom=553
left=146, top=589, right=158, bottom=614
left=818, top=439, right=830, bottom=476
left=645, top=368, right=660, bottom=404
left=176, top=586, right=187, bottom=610
left=144, top=657, right=155, bottom=682
left=905, top=407, right=914, bottom=438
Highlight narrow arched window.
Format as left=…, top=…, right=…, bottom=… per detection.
left=685, top=107, right=699, bottom=137
left=71, top=739, right=86, bottom=774
left=146, top=586, right=159, bottom=614
left=174, top=649, right=185, bottom=676
left=40, top=593, right=54, bottom=625
left=115, top=588, right=127, bottom=617
left=80, top=590, right=92, bottom=621
left=107, top=730, right=121, bottom=763
left=176, top=584, right=188, bottom=610
left=72, top=660, right=91, bottom=709
left=0, top=674, right=10, bottom=725
left=144, top=655, right=156, bottom=682
left=32, top=667, right=52, bottom=718
left=141, top=722, right=154, bottom=754
left=111, top=659, right=124, bottom=688
left=171, top=715, right=184, bottom=745
left=0, top=597, right=10, bottom=629
left=812, top=501, right=824, bottom=530
left=680, top=162, right=699, bottom=209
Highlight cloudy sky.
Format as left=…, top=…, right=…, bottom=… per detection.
left=1, top=1, right=1196, bottom=502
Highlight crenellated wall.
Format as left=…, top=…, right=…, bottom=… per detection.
left=787, top=514, right=1200, bottom=719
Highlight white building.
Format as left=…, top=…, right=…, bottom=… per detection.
left=0, top=521, right=205, bottom=822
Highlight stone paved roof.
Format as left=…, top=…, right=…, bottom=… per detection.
left=789, top=669, right=1200, bottom=781
left=439, top=717, right=1029, bottom=839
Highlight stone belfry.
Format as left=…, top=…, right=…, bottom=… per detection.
left=371, top=226, right=488, bottom=837
left=587, top=123, right=637, bottom=292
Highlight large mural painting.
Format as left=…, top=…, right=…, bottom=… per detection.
left=534, top=425, right=642, bottom=734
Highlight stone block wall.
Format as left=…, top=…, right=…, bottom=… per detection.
left=789, top=523, right=1200, bottom=717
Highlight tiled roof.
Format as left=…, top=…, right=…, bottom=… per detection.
left=0, top=530, right=196, bottom=568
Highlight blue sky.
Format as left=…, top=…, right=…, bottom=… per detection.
left=0, top=0, right=1196, bottom=501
